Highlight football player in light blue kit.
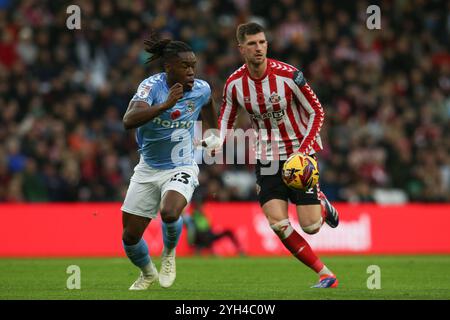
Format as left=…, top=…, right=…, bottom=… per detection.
left=121, top=35, right=220, bottom=290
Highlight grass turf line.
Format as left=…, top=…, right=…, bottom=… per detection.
left=0, top=256, right=449, bottom=300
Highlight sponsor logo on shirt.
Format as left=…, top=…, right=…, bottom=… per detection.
left=252, top=110, right=285, bottom=121
left=152, top=117, right=194, bottom=129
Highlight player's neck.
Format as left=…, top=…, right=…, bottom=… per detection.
left=166, top=75, right=177, bottom=88
left=246, top=59, right=267, bottom=80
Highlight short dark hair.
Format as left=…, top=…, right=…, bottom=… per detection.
left=236, top=22, right=265, bottom=44
left=143, top=31, right=192, bottom=64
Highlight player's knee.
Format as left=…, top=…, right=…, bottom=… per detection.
left=270, top=219, right=293, bottom=239
left=122, top=230, right=141, bottom=245
left=301, top=219, right=322, bottom=235
left=160, top=207, right=180, bottom=223
left=266, top=214, right=286, bottom=226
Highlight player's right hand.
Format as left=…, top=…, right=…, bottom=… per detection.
left=165, top=83, right=184, bottom=109
left=200, top=134, right=223, bottom=157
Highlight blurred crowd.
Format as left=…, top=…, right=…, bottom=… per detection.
left=0, top=0, right=449, bottom=203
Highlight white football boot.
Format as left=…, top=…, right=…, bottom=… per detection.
left=159, top=251, right=176, bottom=288
left=129, top=262, right=158, bottom=290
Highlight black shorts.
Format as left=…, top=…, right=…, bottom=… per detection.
left=255, top=159, right=321, bottom=207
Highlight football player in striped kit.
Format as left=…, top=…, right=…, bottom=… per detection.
left=217, top=22, right=340, bottom=288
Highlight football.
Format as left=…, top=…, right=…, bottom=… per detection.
left=282, top=153, right=320, bottom=190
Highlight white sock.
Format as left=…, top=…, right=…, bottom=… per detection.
left=318, top=265, right=333, bottom=276
left=163, top=247, right=176, bottom=256
left=141, top=262, right=154, bottom=276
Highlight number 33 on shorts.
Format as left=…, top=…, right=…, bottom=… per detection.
left=170, top=172, right=192, bottom=185
left=166, top=171, right=199, bottom=201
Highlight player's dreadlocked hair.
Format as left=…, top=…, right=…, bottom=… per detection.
left=144, top=32, right=192, bottom=64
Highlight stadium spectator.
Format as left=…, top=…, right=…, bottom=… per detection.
left=0, top=0, right=449, bottom=203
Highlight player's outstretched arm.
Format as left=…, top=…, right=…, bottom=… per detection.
left=199, top=97, right=222, bottom=154
left=123, top=83, right=183, bottom=130
left=200, top=97, right=218, bottom=130
left=122, top=100, right=165, bottom=130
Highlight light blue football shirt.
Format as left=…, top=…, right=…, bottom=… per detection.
left=131, top=73, right=210, bottom=169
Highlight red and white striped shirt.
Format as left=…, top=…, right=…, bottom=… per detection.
left=218, top=58, right=324, bottom=160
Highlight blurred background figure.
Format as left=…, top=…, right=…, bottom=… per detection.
left=184, top=193, right=245, bottom=256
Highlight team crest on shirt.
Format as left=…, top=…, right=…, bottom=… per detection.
left=186, top=100, right=195, bottom=113
left=244, top=96, right=251, bottom=103
left=269, top=92, right=281, bottom=104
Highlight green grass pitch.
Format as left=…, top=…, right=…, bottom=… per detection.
left=0, top=256, right=449, bottom=300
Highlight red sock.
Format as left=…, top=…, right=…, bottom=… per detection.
left=281, top=230, right=324, bottom=273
